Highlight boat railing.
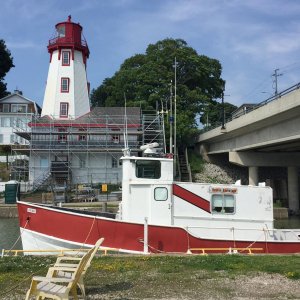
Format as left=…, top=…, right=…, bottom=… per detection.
left=1, top=247, right=120, bottom=257
left=188, top=247, right=264, bottom=255
left=186, top=225, right=300, bottom=241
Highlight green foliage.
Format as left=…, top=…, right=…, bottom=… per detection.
left=91, top=38, right=225, bottom=144
left=0, top=39, right=14, bottom=98
left=188, top=149, right=204, bottom=173
left=200, top=99, right=237, bottom=128
left=286, top=271, right=300, bottom=280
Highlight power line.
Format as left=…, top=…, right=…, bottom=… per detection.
left=241, top=76, right=271, bottom=101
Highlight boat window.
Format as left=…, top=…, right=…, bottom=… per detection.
left=136, top=160, right=161, bottom=179
left=212, top=194, right=235, bottom=214
left=154, top=187, right=168, bottom=201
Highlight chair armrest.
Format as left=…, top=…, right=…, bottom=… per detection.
left=32, top=276, right=73, bottom=283
left=48, top=266, right=78, bottom=272
left=55, top=256, right=82, bottom=263
left=54, top=263, right=79, bottom=268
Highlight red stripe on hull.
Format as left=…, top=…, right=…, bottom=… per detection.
left=17, top=202, right=189, bottom=253
left=17, top=202, right=300, bottom=254
left=173, top=184, right=211, bottom=213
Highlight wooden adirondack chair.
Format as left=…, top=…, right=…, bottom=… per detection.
left=25, top=238, right=103, bottom=300
left=48, top=238, right=104, bottom=297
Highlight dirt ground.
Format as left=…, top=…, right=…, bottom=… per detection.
left=84, top=272, right=300, bottom=300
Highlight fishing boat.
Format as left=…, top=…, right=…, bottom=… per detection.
left=17, top=143, right=300, bottom=254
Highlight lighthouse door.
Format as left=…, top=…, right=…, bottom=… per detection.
left=150, top=185, right=172, bottom=225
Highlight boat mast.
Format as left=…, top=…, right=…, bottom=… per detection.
left=169, top=80, right=173, bottom=154
left=123, top=93, right=130, bottom=156
left=174, top=57, right=177, bottom=176
left=161, top=99, right=167, bottom=154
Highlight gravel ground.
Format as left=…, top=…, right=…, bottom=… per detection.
left=3, top=272, right=300, bottom=300
left=194, top=162, right=248, bottom=184
left=84, top=272, right=300, bottom=300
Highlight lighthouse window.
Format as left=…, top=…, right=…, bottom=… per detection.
left=60, top=102, right=69, bottom=118
left=211, top=194, right=235, bottom=214
left=136, top=160, right=161, bottom=179
left=61, top=78, right=70, bottom=93
left=57, top=25, right=65, bottom=37
left=62, top=51, right=70, bottom=66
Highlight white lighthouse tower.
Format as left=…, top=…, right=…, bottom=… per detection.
left=42, top=16, right=90, bottom=119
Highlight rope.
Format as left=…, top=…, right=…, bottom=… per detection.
left=5, top=219, right=29, bottom=255
left=0, top=269, right=42, bottom=297
left=137, top=238, right=185, bottom=254
left=239, top=231, right=266, bottom=253
left=0, top=216, right=97, bottom=298
left=71, top=216, right=97, bottom=257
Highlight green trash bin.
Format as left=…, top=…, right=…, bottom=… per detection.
left=5, top=182, right=20, bottom=204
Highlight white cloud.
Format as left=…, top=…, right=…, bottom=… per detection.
left=2, top=0, right=54, bottom=21
left=6, top=41, right=41, bottom=49
left=161, top=0, right=221, bottom=22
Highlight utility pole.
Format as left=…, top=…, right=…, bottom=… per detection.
left=272, top=68, right=283, bottom=96
left=221, top=81, right=226, bottom=130
left=221, top=89, right=225, bottom=130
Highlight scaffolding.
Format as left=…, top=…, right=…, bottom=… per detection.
left=11, top=108, right=165, bottom=191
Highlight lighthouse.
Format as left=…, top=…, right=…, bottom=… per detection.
left=41, top=16, right=90, bottom=119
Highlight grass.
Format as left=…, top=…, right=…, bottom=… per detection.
left=0, top=254, right=299, bottom=299
left=188, top=150, right=205, bottom=173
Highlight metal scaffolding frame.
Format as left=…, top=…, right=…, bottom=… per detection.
left=11, top=109, right=165, bottom=190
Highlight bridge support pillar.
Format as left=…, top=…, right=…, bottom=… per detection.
left=248, top=166, right=258, bottom=186
left=287, top=166, right=299, bottom=213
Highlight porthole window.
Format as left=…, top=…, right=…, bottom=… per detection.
left=154, top=187, right=168, bottom=201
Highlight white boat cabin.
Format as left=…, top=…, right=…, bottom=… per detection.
left=119, top=155, right=274, bottom=241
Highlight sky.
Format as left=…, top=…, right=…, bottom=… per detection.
left=2, top=0, right=300, bottom=108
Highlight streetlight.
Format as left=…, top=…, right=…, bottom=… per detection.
left=221, top=81, right=226, bottom=130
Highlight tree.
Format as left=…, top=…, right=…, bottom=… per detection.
left=0, top=39, right=14, bottom=98
left=91, top=38, right=225, bottom=145
left=0, top=145, right=11, bottom=170
left=200, top=100, right=237, bottom=128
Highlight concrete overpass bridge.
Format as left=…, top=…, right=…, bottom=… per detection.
left=197, top=83, right=300, bottom=213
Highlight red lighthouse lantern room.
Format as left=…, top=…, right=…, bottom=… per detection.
left=48, top=15, right=89, bottom=64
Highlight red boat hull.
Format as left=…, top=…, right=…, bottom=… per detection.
left=17, top=202, right=300, bottom=254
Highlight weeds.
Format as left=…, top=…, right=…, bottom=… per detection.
left=0, top=255, right=299, bottom=299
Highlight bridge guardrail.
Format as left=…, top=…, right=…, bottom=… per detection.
left=202, top=81, right=300, bottom=133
